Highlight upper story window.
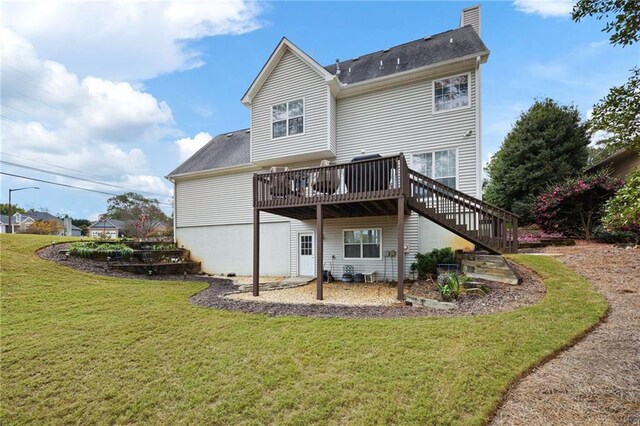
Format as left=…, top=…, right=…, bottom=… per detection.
left=411, top=149, right=457, bottom=189
left=433, top=74, right=469, bottom=112
left=272, top=99, right=304, bottom=138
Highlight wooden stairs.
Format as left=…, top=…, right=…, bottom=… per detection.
left=406, top=168, right=519, bottom=254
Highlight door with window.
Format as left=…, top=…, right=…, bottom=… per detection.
left=298, top=233, right=314, bottom=276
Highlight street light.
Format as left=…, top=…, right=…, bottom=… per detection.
left=8, top=187, right=39, bottom=234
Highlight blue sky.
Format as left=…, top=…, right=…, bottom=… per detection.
left=1, top=1, right=638, bottom=220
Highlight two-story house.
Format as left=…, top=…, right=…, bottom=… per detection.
left=167, top=5, right=518, bottom=300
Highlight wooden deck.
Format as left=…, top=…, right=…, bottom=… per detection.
left=252, top=153, right=519, bottom=300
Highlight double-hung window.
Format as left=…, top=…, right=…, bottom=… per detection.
left=411, top=149, right=457, bottom=189
left=272, top=99, right=304, bottom=138
left=433, top=74, right=469, bottom=112
left=343, top=229, right=381, bottom=259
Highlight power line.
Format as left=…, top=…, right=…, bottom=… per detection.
left=0, top=171, right=172, bottom=206
left=1, top=104, right=30, bottom=115
left=0, top=152, right=108, bottom=180
left=11, top=90, right=59, bottom=110
left=1, top=159, right=171, bottom=198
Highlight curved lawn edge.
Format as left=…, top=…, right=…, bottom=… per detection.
left=2, top=235, right=608, bottom=426
left=485, top=254, right=609, bottom=425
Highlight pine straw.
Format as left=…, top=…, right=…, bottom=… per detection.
left=491, top=242, right=640, bottom=426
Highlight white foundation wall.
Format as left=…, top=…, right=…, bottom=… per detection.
left=176, top=222, right=290, bottom=276
left=417, top=216, right=475, bottom=253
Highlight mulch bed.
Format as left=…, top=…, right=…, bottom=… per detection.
left=492, top=242, right=640, bottom=426
left=38, top=243, right=546, bottom=319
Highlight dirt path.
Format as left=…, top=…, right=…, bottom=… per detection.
left=492, top=242, right=640, bottom=426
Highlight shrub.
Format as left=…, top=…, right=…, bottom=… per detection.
left=411, top=248, right=456, bottom=279
left=68, top=242, right=134, bottom=259
left=592, top=226, right=639, bottom=244
left=533, top=172, right=622, bottom=239
left=602, top=169, right=640, bottom=240
left=436, top=272, right=468, bottom=301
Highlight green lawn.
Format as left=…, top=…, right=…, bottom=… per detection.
left=1, top=235, right=607, bottom=425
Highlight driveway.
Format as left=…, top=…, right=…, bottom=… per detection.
left=492, top=242, right=640, bottom=425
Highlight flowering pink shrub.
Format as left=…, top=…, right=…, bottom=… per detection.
left=533, top=173, right=622, bottom=240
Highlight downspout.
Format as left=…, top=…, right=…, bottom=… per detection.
left=475, top=55, right=482, bottom=199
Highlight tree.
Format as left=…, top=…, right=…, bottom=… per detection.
left=588, top=67, right=640, bottom=153
left=572, top=0, right=640, bottom=46
left=0, top=203, right=25, bottom=215
left=602, top=169, right=640, bottom=238
left=573, top=1, right=640, bottom=153
left=533, top=172, right=622, bottom=240
left=484, top=98, right=590, bottom=223
left=105, top=192, right=170, bottom=238
left=72, top=218, right=91, bottom=236
left=20, top=219, right=61, bottom=235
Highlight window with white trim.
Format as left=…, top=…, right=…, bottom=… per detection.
left=411, top=149, right=457, bottom=188
left=343, top=229, right=381, bottom=259
left=433, top=74, right=469, bottom=112
left=272, top=99, right=304, bottom=138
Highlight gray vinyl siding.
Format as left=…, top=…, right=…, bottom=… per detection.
left=336, top=69, right=479, bottom=197
left=251, top=49, right=334, bottom=164
left=290, top=215, right=418, bottom=280
left=328, top=89, right=337, bottom=154
left=175, top=171, right=286, bottom=227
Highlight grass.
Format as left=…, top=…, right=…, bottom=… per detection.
left=1, top=235, right=607, bottom=425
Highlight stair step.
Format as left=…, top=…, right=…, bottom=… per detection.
left=465, top=272, right=519, bottom=285
left=461, top=260, right=511, bottom=270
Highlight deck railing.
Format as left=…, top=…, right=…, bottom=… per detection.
left=253, top=154, right=518, bottom=253
left=254, top=155, right=404, bottom=208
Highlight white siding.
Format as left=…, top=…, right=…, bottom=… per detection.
left=175, top=171, right=286, bottom=227
left=177, top=222, right=290, bottom=276
left=461, top=6, right=481, bottom=35
left=289, top=215, right=417, bottom=281
left=336, top=69, right=479, bottom=197
left=328, top=89, right=337, bottom=154
left=251, top=49, right=335, bottom=164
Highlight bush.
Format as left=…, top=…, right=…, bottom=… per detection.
left=533, top=172, right=622, bottom=239
left=436, top=272, right=463, bottom=301
left=602, top=169, right=640, bottom=240
left=592, top=226, right=639, bottom=244
left=68, top=242, right=134, bottom=259
left=410, top=248, right=456, bottom=279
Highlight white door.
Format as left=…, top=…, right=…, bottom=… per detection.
left=298, top=233, right=314, bottom=276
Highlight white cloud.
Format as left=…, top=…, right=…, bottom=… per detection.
left=1, top=28, right=174, bottom=197
left=2, top=0, right=262, bottom=81
left=175, top=132, right=213, bottom=161
left=513, top=0, right=573, bottom=18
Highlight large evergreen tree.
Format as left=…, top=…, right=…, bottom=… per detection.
left=484, top=98, right=589, bottom=223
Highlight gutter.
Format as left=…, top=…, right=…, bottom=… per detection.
left=165, top=163, right=259, bottom=182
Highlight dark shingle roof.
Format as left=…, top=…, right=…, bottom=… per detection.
left=22, top=211, right=61, bottom=222
left=324, top=26, right=488, bottom=85
left=168, top=128, right=251, bottom=176
left=88, top=218, right=127, bottom=229
left=169, top=26, right=488, bottom=177
left=0, top=214, right=9, bottom=224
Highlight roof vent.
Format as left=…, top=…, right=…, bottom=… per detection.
left=352, top=57, right=360, bottom=62
left=450, top=38, right=454, bottom=43
left=379, top=60, right=383, bottom=69
left=423, top=35, right=432, bottom=41
left=348, top=67, right=351, bottom=73
left=396, top=58, right=401, bottom=69
left=335, top=59, right=341, bottom=75
left=245, top=129, right=250, bottom=134
left=383, top=47, right=390, bottom=52
left=226, top=133, right=233, bottom=137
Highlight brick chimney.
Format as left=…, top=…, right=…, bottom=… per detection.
left=460, top=4, right=481, bottom=36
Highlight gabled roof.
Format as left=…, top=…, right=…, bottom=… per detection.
left=20, top=211, right=62, bottom=223
left=167, top=128, right=251, bottom=177
left=0, top=214, right=9, bottom=224
left=241, top=38, right=336, bottom=106
left=324, top=26, right=488, bottom=85
left=88, top=218, right=127, bottom=229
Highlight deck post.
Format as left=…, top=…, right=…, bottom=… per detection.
left=397, top=196, right=405, bottom=301
left=253, top=208, right=260, bottom=297
left=316, top=204, right=324, bottom=300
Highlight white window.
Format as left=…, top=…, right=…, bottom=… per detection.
left=411, top=149, right=457, bottom=188
left=272, top=99, right=304, bottom=138
left=343, top=229, right=381, bottom=259
left=433, top=74, right=469, bottom=112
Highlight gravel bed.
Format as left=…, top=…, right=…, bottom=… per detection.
left=492, top=242, right=640, bottom=426
left=38, top=243, right=546, bottom=319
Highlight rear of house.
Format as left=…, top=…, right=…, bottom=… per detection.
left=168, top=5, right=511, bottom=285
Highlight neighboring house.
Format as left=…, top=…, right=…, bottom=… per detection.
left=0, top=215, right=14, bottom=233
left=88, top=218, right=127, bottom=239
left=147, top=221, right=169, bottom=236
left=12, top=211, right=65, bottom=235
left=167, top=5, right=518, bottom=299
left=586, top=149, right=640, bottom=179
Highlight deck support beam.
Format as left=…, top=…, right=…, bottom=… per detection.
left=397, top=196, right=405, bottom=301
left=253, top=208, right=259, bottom=297
left=316, top=204, right=323, bottom=300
